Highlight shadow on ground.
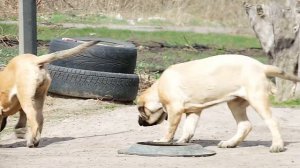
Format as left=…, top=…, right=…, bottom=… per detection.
left=0, top=137, right=75, bottom=148
left=0, top=130, right=133, bottom=148
left=191, top=139, right=299, bottom=148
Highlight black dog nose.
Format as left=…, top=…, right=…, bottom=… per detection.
left=138, top=116, right=144, bottom=126
left=138, top=116, right=152, bottom=126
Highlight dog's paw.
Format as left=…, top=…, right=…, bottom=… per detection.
left=176, top=139, right=187, bottom=143
left=26, top=134, right=41, bottom=148
left=218, top=140, right=237, bottom=148
left=176, top=137, right=191, bottom=143
left=26, top=139, right=40, bottom=148
left=177, top=134, right=194, bottom=143
left=270, top=144, right=285, bottom=153
left=153, top=137, right=172, bottom=143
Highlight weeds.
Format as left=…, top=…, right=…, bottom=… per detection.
left=270, top=96, right=300, bottom=108
left=0, top=0, right=274, bottom=27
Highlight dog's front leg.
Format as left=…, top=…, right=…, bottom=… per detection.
left=177, top=112, right=201, bottom=143
left=155, top=103, right=184, bottom=142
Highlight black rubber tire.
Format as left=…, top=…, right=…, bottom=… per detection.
left=47, top=65, right=139, bottom=101
left=49, top=37, right=137, bottom=74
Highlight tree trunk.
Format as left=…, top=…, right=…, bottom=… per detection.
left=244, top=0, right=300, bottom=101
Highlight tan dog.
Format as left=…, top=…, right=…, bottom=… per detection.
left=0, top=40, right=99, bottom=147
left=137, top=54, right=300, bottom=153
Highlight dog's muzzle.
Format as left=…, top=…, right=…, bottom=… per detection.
left=138, top=116, right=153, bottom=126
left=138, top=113, right=168, bottom=127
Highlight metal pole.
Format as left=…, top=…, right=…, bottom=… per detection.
left=18, top=0, right=37, bottom=55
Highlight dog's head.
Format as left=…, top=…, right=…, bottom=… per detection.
left=137, top=83, right=167, bottom=127
left=137, top=100, right=167, bottom=127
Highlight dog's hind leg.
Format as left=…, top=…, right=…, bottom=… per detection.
left=247, top=87, right=284, bottom=153
left=17, top=76, right=50, bottom=147
left=0, top=116, right=8, bottom=132
left=218, top=98, right=252, bottom=148
left=18, top=100, right=43, bottom=147
left=177, top=112, right=201, bottom=143
left=14, top=109, right=27, bottom=139
left=27, top=79, right=50, bottom=147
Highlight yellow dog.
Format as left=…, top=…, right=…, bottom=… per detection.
left=0, top=40, right=98, bottom=147
left=137, top=55, right=300, bottom=153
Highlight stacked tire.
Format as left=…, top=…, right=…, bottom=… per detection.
left=47, top=37, right=139, bottom=102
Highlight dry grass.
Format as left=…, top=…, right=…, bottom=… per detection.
left=0, top=0, right=278, bottom=26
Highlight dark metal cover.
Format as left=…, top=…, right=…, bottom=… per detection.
left=118, top=141, right=216, bottom=157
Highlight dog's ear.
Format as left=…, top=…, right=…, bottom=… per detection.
left=138, top=106, right=145, bottom=113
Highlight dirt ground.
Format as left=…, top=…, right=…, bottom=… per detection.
left=0, top=95, right=299, bottom=168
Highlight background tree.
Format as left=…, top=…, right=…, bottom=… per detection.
left=244, top=0, right=300, bottom=101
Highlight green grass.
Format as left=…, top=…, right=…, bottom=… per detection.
left=270, top=96, right=300, bottom=108
left=0, top=47, right=18, bottom=64
left=0, top=23, right=264, bottom=72
left=252, top=55, right=268, bottom=64
left=0, top=45, right=48, bottom=64
left=129, top=31, right=260, bottom=49
left=137, top=48, right=233, bottom=73
left=0, top=24, right=18, bottom=36
left=0, top=23, right=262, bottom=67
left=137, top=48, right=267, bottom=80
left=0, top=23, right=260, bottom=49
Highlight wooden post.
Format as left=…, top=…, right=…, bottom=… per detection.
left=18, top=0, right=37, bottom=55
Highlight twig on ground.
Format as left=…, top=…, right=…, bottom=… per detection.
left=183, top=35, right=198, bottom=52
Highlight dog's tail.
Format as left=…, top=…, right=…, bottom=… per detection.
left=35, top=40, right=99, bottom=65
left=264, top=65, right=300, bottom=82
